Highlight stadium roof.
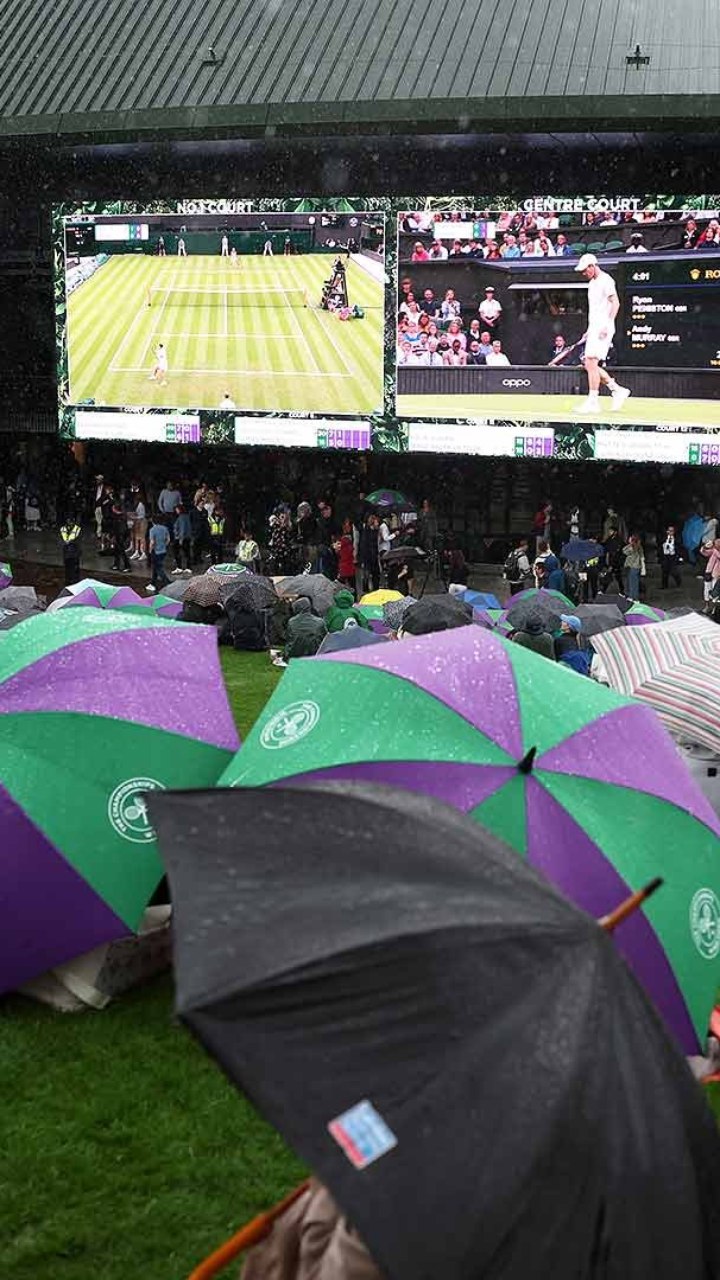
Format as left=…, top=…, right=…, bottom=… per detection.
left=0, top=0, right=719, bottom=141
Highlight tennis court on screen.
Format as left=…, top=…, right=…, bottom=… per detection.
left=67, top=255, right=384, bottom=414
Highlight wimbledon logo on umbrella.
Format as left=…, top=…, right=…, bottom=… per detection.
left=689, top=888, right=720, bottom=960
left=259, top=700, right=321, bottom=750
left=108, top=778, right=166, bottom=844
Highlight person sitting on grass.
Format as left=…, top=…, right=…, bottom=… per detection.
left=324, top=588, right=371, bottom=634
left=512, top=614, right=555, bottom=660
left=280, top=597, right=327, bottom=663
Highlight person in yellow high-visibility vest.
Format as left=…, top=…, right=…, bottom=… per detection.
left=209, top=508, right=226, bottom=565
left=59, top=517, right=82, bottom=586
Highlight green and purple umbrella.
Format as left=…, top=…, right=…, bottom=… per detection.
left=0, top=562, right=12, bottom=590
left=223, top=628, right=720, bottom=1053
left=54, top=578, right=149, bottom=614
left=365, top=488, right=410, bottom=508
left=1, top=610, right=239, bottom=993
left=146, top=593, right=183, bottom=620
left=504, top=586, right=573, bottom=611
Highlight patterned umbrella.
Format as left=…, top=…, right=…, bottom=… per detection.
left=504, top=587, right=573, bottom=611
left=58, top=578, right=150, bottom=613
left=1, top=610, right=239, bottom=993
left=223, top=627, right=720, bottom=1053
left=0, top=562, right=12, bottom=589
left=591, top=621, right=720, bottom=695
left=147, top=593, right=183, bottom=620
left=365, top=489, right=409, bottom=508
left=222, top=575, right=277, bottom=611
left=383, top=595, right=417, bottom=631
left=629, top=655, right=720, bottom=756
left=207, top=563, right=250, bottom=578
left=183, top=574, right=223, bottom=608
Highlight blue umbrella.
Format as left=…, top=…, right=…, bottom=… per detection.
left=561, top=539, right=604, bottom=563
left=460, top=590, right=501, bottom=610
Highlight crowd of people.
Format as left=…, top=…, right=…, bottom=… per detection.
left=399, top=206, right=720, bottom=260
left=397, top=279, right=510, bottom=366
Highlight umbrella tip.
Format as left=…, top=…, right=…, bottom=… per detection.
left=518, top=746, right=537, bottom=775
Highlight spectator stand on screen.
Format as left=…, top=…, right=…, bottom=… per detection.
left=478, top=287, right=502, bottom=331
left=485, top=339, right=510, bottom=367
left=440, top=289, right=461, bottom=324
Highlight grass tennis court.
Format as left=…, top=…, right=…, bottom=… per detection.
left=397, top=393, right=720, bottom=429
left=67, top=255, right=384, bottom=414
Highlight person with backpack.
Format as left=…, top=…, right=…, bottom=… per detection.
left=504, top=538, right=532, bottom=596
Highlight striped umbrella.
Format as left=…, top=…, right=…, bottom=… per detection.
left=1, top=610, right=239, bottom=993
left=0, top=562, right=12, bottom=589
left=633, top=655, right=720, bottom=756
left=223, top=627, right=720, bottom=1053
left=592, top=621, right=720, bottom=695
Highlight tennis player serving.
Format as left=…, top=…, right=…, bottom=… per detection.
left=574, top=253, right=630, bottom=413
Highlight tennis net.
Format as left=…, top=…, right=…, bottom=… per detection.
left=147, top=286, right=308, bottom=308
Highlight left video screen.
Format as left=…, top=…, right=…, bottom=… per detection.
left=60, top=209, right=385, bottom=416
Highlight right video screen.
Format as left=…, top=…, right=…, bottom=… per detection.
left=395, top=198, right=720, bottom=430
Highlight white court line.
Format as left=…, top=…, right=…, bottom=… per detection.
left=152, top=331, right=291, bottom=339
left=138, top=291, right=171, bottom=367
left=107, top=300, right=155, bottom=370
left=305, top=309, right=355, bottom=377
left=110, top=365, right=350, bottom=377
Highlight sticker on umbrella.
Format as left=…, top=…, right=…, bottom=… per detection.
left=328, top=1100, right=398, bottom=1170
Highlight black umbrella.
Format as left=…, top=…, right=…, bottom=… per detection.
left=506, top=595, right=561, bottom=633
left=150, top=785, right=720, bottom=1280
left=575, top=602, right=626, bottom=638
left=380, top=545, right=427, bottom=565
left=595, top=592, right=633, bottom=614
left=400, top=595, right=472, bottom=635
left=222, top=574, right=277, bottom=610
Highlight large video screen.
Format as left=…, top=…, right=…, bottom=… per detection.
left=395, top=198, right=720, bottom=431
left=57, top=202, right=385, bottom=425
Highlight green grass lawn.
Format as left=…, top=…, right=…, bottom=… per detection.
left=397, top=392, right=720, bottom=429
left=67, top=255, right=384, bottom=414
left=1, top=651, right=303, bottom=1280
left=2, top=649, right=719, bottom=1278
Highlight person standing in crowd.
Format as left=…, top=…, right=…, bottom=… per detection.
left=208, top=507, right=226, bottom=564
left=99, top=483, right=114, bottom=553
left=297, top=501, right=319, bottom=571
left=129, top=486, right=147, bottom=561
left=700, top=537, right=720, bottom=610
left=417, top=498, right=438, bottom=552
left=173, top=504, right=192, bottom=574
left=602, top=526, right=625, bottom=592
left=59, top=515, right=82, bottom=586
left=358, top=513, right=381, bottom=593
left=504, top=537, right=532, bottom=596
left=623, top=533, right=646, bottom=599
left=111, top=496, right=131, bottom=572
left=659, top=524, right=682, bottom=590
left=236, top=526, right=261, bottom=572
left=147, top=514, right=171, bottom=593
left=602, top=504, right=628, bottom=543
left=267, top=508, right=294, bottom=575
left=335, top=518, right=357, bottom=588
left=190, top=497, right=210, bottom=565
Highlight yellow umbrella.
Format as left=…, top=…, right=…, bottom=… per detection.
left=359, top=589, right=403, bottom=606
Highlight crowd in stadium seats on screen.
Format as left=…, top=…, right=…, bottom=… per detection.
left=397, top=207, right=720, bottom=367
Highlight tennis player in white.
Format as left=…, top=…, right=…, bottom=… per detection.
left=149, top=342, right=168, bottom=387
left=574, top=254, right=630, bottom=413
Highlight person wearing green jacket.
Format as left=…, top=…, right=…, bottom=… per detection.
left=324, top=588, right=371, bottom=634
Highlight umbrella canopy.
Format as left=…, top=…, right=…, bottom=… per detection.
left=183, top=573, right=223, bottom=608
left=380, top=545, right=426, bottom=565
left=156, top=577, right=191, bottom=601
left=207, top=562, right=250, bottom=578
left=591, top=622, right=720, bottom=694
left=0, top=585, right=42, bottom=613
left=504, top=586, right=573, bottom=611
left=317, top=628, right=389, bottom=655
left=459, top=589, right=501, bottom=610
left=505, top=596, right=561, bottom=633
left=222, top=575, right=277, bottom=611
left=561, top=538, right=604, bottom=562
left=0, top=561, right=12, bottom=589
left=383, top=595, right=417, bottom=631
left=574, top=602, right=626, bottom=638
left=0, top=610, right=239, bottom=993
left=627, top=602, right=666, bottom=622
left=223, top=627, right=720, bottom=1053
left=365, top=488, right=409, bottom=508
left=0, top=610, right=40, bottom=632
left=277, top=574, right=342, bottom=615
left=400, top=596, right=473, bottom=636
left=630, top=654, right=720, bottom=757
left=151, top=784, right=720, bottom=1280
left=147, top=593, right=183, bottom=620
left=56, top=578, right=150, bottom=613
left=595, top=592, right=634, bottom=613
left=359, top=589, right=404, bottom=606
